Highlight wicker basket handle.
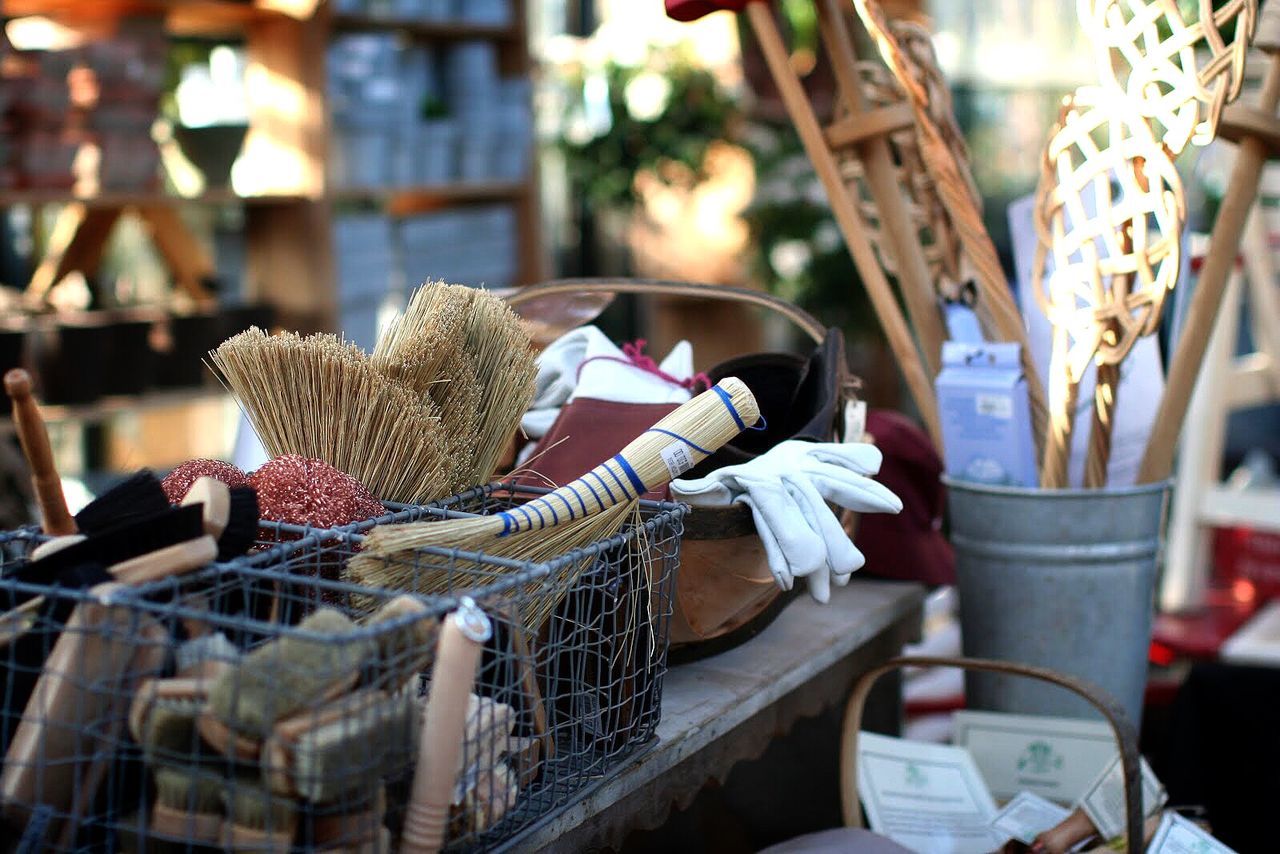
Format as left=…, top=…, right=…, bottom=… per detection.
left=841, top=655, right=1143, bottom=852
left=507, top=277, right=833, bottom=347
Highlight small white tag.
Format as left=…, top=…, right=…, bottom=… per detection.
left=976, top=393, right=1013, bottom=420
left=1148, top=811, right=1238, bottom=853
left=1079, top=754, right=1166, bottom=841
left=843, top=399, right=868, bottom=442
left=660, top=443, right=694, bottom=480
left=991, top=792, right=1071, bottom=845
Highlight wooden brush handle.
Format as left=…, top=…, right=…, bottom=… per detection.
left=181, top=477, right=231, bottom=538
left=4, top=369, right=75, bottom=536
left=496, top=377, right=760, bottom=537
left=402, top=600, right=491, bottom=854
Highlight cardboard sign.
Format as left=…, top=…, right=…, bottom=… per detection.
left=857, top=732, right=1004, bottom=853
left=953, top=710, right=1119, bottom=803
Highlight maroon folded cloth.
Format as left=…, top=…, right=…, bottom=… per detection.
left=665, top=0, right=756, bottom=23
left=515, top=397, right=680, bottom=502
left=855, top=410, right=956, bottom=586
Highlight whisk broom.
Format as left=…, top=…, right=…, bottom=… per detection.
left=209, top=329, right=453, bottom=504
left=374, top=281, right=538, bottom=491
left=345, top=378, right=760, bottom=596
left=372, top=282, right=484, bottom=493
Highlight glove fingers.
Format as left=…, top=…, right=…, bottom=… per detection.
left=737, top=495, right=793, bottom=592
left=789, top=481, right=865, bottom=576
left=809, top=471, right=904, bottom=514
left=808, top=443, right=884, bottom=475
left=742, top=479, right=828, bottom=580
left=806, top=561, right=831, bottom=604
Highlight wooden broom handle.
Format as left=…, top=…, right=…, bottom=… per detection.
left=496, top=377, right=759, bottom=536
left=1139, top=48, right=1280, bottom=483
left=4, top=369, right=75, bottom=536
left=402, top=600, right=491, bottom=854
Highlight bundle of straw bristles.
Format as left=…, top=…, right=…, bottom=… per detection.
left=209, top=281, right=538, bottom=505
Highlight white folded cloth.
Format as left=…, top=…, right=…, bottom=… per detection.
left=519, top=325, right=695, bottom=440
left=672, top=441, right=902, bottom=604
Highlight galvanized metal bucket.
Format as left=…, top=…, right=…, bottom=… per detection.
left=943, top=478, right=1171, bottom=725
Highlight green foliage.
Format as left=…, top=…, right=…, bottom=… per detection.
left=557, top=47, right=741, bottom=211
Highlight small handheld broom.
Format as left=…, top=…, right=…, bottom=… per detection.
left=346, top=378, right=760, bottom=590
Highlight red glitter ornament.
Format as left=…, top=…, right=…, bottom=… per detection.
left=250, top=454, right=384, bottom=530
left=162, top=459, right=250, bottom=504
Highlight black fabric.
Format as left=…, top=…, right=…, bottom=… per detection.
left=685, top=328, right=843, bottom=478
left=1162, top=662, right=1280, bottom=852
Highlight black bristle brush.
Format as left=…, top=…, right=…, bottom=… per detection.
left=72, top=469, right=170, bottom=536
left=178, top=477, right=260, bottom=561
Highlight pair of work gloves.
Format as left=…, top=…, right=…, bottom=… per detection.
left=673, top=440, right=903, bottom=604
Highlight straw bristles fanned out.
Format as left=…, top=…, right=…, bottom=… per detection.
left=209, top=328, right=451, bottom=504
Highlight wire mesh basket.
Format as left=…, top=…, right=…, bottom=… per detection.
left=0, top=484, right=685, bottom=852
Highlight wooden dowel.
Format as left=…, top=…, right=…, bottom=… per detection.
left=4, top=369, right=75, bottom=536
left=1139, top=50, right=1280, bottom=483
left=746, top=2, right=943, bottom=448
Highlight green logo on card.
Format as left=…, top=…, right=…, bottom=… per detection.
left=905, top=762, right=928, bottom=788
left=1017, top=740, right=1063, bottom=775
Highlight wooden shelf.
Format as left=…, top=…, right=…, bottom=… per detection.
left=0, top=0, right=313, bottom=37
left=0, top=387, right=228, bottom=432
left=332, top=181, right=526, bottom=216
left=0, top=189, right=309, bottom=208
left=330, top=13, right=518, bottom=41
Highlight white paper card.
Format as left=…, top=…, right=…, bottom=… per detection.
left=1079, top=754, right=1167, bottom=841
left=857, top=732, right=1004, bottom=853
left=1148, top=812, right=1239, bottom=853
left=658, top=443, right=694, bottom=480
left=953, top=710, right=1118, bottom=803
left=1007, top=192, right=1169, bottom=488
left=991, top=791, right=1071, bottom=845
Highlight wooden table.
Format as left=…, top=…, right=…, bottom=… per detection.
left=500, top=579, right=926, bottom=852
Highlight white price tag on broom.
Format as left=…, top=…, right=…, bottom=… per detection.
left=660, top=443, right=695, bottom=480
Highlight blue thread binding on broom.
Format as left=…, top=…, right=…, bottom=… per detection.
left=612, top=454, right=647, bottom=496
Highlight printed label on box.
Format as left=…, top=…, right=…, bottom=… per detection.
left=976, top=393, right=1013, bottom=420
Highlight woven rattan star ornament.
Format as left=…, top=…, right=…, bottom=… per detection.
left=1079, top=0, right=1258, bottom=152
left=837, top=24, right=975, bottom=302
left=1033, top=87, right=1186, bottom=488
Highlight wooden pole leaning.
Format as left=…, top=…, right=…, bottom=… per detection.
left=814, top=0, right=947, bottom=379
left=745, top=2, right=943, bottom=448
left=1139, top=4, right=1280, bottom=483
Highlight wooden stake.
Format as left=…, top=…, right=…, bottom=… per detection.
left=745, top=2, right=943, bottom=448
left=1139, top=38, right=1280, bottom=483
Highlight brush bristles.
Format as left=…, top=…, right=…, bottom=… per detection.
left=459, top=291, right=538, bottom=486
left=210, top=328, right=451, bottom=504
left=344, top=500, right=637, bottom=628
left=373, top=281, right=536, bottom=492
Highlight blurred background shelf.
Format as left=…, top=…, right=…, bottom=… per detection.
left=0, top=189, right=309, bottom=207
left=0, top=0, right=314, bottom=37
left=330, top=13, right=517, bottom=42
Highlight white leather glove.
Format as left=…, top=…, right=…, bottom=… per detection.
left=672, top=441, right=902, bottom=603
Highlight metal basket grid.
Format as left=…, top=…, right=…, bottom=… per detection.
left=0, top=485, right=685, bottom=852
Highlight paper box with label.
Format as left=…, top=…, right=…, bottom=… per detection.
left=936, top=341, right=1037, bottom=487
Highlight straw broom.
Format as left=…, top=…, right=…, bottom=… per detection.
left=209, top=328, right=453, bottom=504
left=345, top=378, right=760, bottom=596
left=373, top=283, right=484, bottom=493
left=373, top=281, right=538, bottom=491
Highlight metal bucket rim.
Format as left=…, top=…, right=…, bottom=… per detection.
left=941, top=475, right=1172, bottom=500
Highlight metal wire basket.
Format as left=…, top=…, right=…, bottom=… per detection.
left=0, top=485, right=685, bottom=852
